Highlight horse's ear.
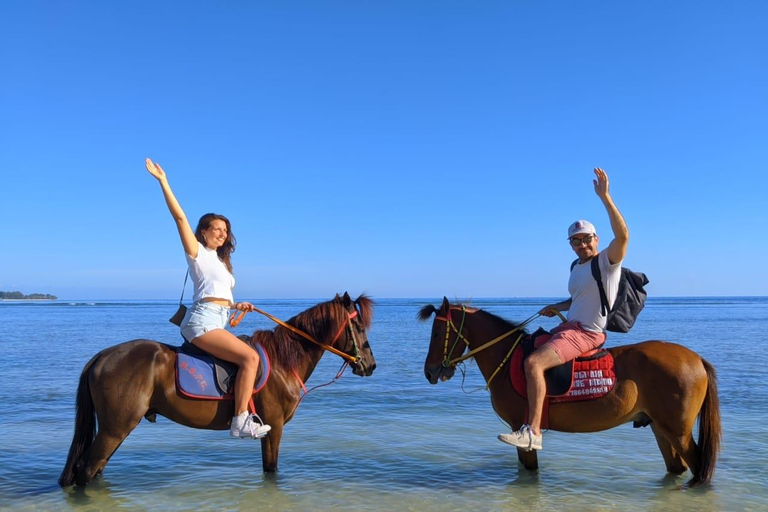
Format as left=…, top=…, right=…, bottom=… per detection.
left=342, top=291, right=352, bottom=306
left=441, top=296, right=450, bottom=311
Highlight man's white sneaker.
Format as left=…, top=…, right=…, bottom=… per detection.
left=497, top=425, right=542, bottom=451
left=230, top=412, right=271, bottom=439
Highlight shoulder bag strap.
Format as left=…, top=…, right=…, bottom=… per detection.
left=179, top=269, right=189, bottom=305
left=591, top=256, right=609, bottom=317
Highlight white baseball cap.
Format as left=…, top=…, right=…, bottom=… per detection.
left=568, top=220, right=596, bottom=238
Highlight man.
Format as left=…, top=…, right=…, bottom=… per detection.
left=498, top=167, right=628, bottom=451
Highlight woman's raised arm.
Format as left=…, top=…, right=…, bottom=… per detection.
left=146, top=158, right=199, bottom=258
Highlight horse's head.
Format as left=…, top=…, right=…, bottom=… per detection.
left=334, top=292, right=376, bottom=377
left=418, top=297, right=474, bottom=384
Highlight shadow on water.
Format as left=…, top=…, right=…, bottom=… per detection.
left=647, top=478, right=723, bottom=512
left=658, top=473, right=685, bottom=487
left=63, top=478, right=139, bottom=510
left=506, top=467, right=540, bottom=487
left=66, top=479, right=111, bottom=504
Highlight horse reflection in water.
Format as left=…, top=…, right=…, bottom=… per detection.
left=420, top=297, right=721, bottom=487
left=59, top=293, right=375, bottom=487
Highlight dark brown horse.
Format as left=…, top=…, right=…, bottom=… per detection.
left=59, top=293, right=375, bottom=487
left=419, top=297, right=721, bottom=487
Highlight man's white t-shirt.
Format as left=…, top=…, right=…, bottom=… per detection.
left=566, top=250, right=622, bottom=332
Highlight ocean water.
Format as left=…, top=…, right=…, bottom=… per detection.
left=0, top=297, right=766, bottom=512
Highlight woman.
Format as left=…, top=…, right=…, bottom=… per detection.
left=146, top=157, right=271, bottom=439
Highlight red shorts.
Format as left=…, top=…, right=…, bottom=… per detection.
left=540, top=321, right=606, bottom=363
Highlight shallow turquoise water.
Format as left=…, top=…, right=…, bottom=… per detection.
left=0, top=297, right=766, bottom=511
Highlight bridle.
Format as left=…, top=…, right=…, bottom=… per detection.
left=330, top=308, right=362, bottom=363
left=230, top=306, right=362, bottom=364
left=434, top=305, right=547, bottom=388
left=434, top=305, right=473, bottom=368
left=231, top=305, right=367, bottom=417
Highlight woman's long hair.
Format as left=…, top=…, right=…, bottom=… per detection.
left=195, top=213, right=236, bottom=273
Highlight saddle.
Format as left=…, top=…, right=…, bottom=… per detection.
left=510, top=327, right=616, bottom=404
left=176, top=338, right=270, bottom=400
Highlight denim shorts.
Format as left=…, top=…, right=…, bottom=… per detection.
left=180, top=301, right=230, bottom=342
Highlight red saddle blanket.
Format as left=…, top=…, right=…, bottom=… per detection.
left=510, top=331, right=616, bottom=404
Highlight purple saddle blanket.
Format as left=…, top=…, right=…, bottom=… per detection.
left=176, top=341, right=270, bottom=399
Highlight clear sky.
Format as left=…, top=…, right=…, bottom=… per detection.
left=1, top=1, right=766, bottom=300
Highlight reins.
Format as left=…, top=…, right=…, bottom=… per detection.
left=435, top=307, right=537, bottom=366
left=230, top=305, right=362, bottom=415
left=229, top=307, right=360, bottom=364
left=289, top=360, right=350, bottom=416
left=435, top=306, right=566, bottom=389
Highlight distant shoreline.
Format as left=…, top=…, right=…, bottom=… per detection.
left=0, top=291, right=57, bottom=300
left=0, top=298, right=57, bottom=301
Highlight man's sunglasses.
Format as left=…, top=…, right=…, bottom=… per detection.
left=568, top=235, right=594, bottom=247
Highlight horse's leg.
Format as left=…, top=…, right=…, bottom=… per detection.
left=516, top=448, right=538, bottom=471
left=650, top=423, right=688, bottom=475
left=254, top=368, right=301, bottom=473
left=641, top=350, right=711, bottom=486
left=75, top=424, right=138, bottom=486
left=491, top=387, right=538, bottom=471
left=260, top=422, right=284, bottom=472
left=75, top=396, right=148, bottom=485
left=647, top=406, right=702, bottom=485
left=659, top=429, right=700, bottom=486
left=76, top=348, right=154, bottom=485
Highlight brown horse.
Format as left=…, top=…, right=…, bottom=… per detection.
left=59, top=293, right=375, bottom=487
left=419, top=297, right=721, bottom=487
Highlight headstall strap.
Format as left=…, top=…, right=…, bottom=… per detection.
left=336, top=309, right=360, bottom=362
left=331, top=309, right=358, bottom=345
left=442, top=306, right=469, bottom=367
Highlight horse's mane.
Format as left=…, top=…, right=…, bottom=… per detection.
left=248, top=294, right=373, bottom=373
left=418, top=301, right=529, bottom=336
left=474, top=307, right=529, bottom=336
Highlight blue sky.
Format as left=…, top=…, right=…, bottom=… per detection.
left=1, top=1, right=766, bottom=299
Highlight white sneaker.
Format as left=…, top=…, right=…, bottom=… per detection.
left=497, top=425, right=542, bottom=451
left=230, top=412, right=271, bottom=439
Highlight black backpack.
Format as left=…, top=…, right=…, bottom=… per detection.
left=570, top=256, right=649, bottom=333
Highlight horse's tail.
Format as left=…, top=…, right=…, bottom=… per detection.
left=58, top=354, right=99, bottom=487
left=692, top=357, right=722, bottom=486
